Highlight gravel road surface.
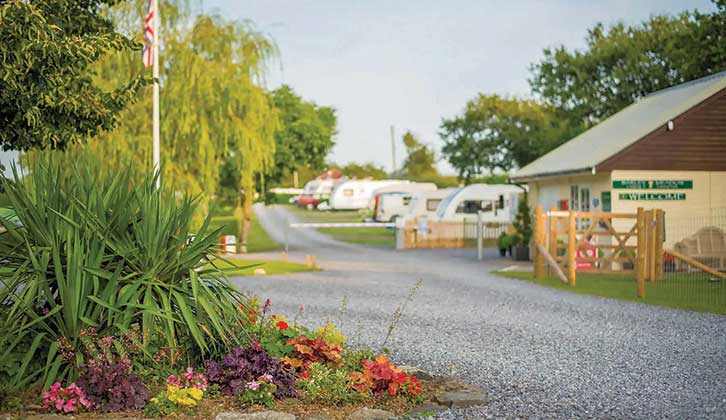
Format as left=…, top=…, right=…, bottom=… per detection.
left=230, top=204, right=726, bottom=419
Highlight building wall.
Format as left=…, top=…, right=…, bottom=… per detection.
left=527, top=170, right=726, bottom=249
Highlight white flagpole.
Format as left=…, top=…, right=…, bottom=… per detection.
left=152, top=0, right=161, bottom=187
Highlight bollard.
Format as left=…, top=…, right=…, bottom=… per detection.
left=281, top=251, right=287, bottom=262
left=311, top=255, right=318, bottom=269
left=305, top=255, right=311, bottom=267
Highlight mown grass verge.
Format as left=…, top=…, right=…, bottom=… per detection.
left=494, top=270, right=726, bottom=315
left=209, top=257, right=317, bottom=276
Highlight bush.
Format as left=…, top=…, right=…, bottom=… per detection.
left=206, top=344, right=297, bottom=399
left=299, top=363, right=360, bottom=405
left=512, top=197, right=532, bottom=246
left=0, top=159, right=250, bottom=389
left=281, top=336, right=344, bottom=374
left=76, top=356, right=150, bottom=412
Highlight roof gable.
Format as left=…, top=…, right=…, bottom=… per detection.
left=512, top=72, right=726, bottom=181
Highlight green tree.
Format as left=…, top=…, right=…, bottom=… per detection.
left=439, top=94, right=574, bottom=183
left=401, top=131, right=437, bottom=178
left=529, top=3, right=726, bottom=126
left=330, top=162, right=388, bottom=179
left=268, top=85, right=337, bottom=186
left=0, top=0, right=146, bottom=151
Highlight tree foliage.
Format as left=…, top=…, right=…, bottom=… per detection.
left=0, top=0, right=147, bottom=151
left=268, top=85, right=337, bottom=186
left=440, top=95, right=575, bottom=183
left=529, top=1, right=726, bottom=126
left=401, top=131, right=437, bottom=178
left=441, top=2, right=726, bottom=179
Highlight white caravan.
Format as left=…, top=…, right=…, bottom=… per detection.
left=434, top=184, right=524, bottom=223
left=372, top=183, right=438, bottom=222
left=329, top=180, right=405, bottom=210
left=298, top=178, right=341, bottom=208
left=404, top=188, right=459, bottom=220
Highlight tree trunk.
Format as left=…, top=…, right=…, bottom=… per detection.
left=239, top=193, right=252, bottom=253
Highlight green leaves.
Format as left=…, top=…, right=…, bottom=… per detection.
left=0, top=158, right=249, bottom=388
left=0, top=0, right=149, bottom=151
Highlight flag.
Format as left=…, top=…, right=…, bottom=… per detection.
left=142, top=0, right=154, bottom=68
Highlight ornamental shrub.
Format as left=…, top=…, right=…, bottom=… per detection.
left=239, top=374, right=277, bottom=408
left=281, top=336, right=343, bottom=374
left=299, top=363, right=360, bottom=405
left=76, top=356, right=150, bottom=412
left=348, top=355, right=422, bottom=401
left=206, top=344, right=297, bottom=399
left=0, top=159, right=250, bottom=388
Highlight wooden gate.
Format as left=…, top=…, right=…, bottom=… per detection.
left=533, top=207, right=664, bottom=298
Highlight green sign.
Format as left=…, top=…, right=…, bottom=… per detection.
left=612, top=180, right=692, bottom=189
left=619, top=192, right=686, bottom=201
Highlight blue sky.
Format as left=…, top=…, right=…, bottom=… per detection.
left=0, top=0, right=716, bottom=177
left=197, top=0, right=716, bottom=174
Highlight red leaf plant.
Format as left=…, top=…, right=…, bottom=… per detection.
left=281, top=336, right=343, bottom=374
left=349, top=355, right=422, bottom=400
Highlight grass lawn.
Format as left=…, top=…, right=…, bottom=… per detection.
left=208, top=257, right=316, bottom=276
left=286, top=206, right=367, bottom=223
left=209, top=206, right=281, bottom=253
left=495, top=270, right=726, bottom=315
left=318, top=226, right=396, bottom=246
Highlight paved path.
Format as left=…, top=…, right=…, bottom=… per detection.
left=231, top=204, right=726, bottom=419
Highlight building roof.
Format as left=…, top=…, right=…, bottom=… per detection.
left=511, top=71, right=726, bottom=181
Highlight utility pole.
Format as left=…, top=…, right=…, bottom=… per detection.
left=390, top=125, right=396, bottom=174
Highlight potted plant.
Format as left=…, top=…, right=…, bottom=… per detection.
left=512, top=198, right=532, bottom=261
left=497, top=232, right=510, bottom=257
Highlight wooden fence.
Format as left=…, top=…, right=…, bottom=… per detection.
left=402, top=219, right=507, bottom=249
left=533, top=207, right=666, bottom=297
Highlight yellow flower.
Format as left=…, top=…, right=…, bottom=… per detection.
left=151, top=397, right=159, bottom=404
left=188, top=388, right=204, bottom=401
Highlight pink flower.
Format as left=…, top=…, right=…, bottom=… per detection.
left=64, top=398, right=77, bottom=413
left=247, top=381, right=260, bottom=391
left=259, top=373, right=273, bottom=383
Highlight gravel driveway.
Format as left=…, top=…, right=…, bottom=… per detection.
left=230, top=204, right=726, bottom=419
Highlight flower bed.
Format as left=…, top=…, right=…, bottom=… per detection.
left=0, top=298, right=436, bottom=419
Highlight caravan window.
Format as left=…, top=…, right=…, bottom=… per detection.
left=480, top=201, right=494, bottom=213
left=456, top=200, right=482, bottom=214
left=343, top=189, right=354, bottom=197
left=426, top=199, right=441, bottom=211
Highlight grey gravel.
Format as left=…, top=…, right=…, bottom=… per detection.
left=235, top=204, right=726, bottom=420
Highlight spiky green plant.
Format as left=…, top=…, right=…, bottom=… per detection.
left=0, top=158, right=251, bottom=389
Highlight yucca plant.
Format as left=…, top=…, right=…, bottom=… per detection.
left=0, top=158, right=251, bottom=389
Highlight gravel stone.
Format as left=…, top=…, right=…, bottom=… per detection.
left=215, top=411, right=296, bottom=420
left=346, top=407, right=395, bottom=420
left=240, top=204, right=726, bottom=420
left=434, top=390, right=488, bottom=408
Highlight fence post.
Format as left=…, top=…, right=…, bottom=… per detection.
left=636, top=207, right=646, bottom=298
left=568, top=210, right=576, bottom=287
left=655, top=209, right=664, bottom=280
left=534, top=207, right=546, bottom=280
left=644, top=209, right=654, bottom=282
left=548, top=207, right=558, bottom=275
left=477, top=211, right=483, bottom=261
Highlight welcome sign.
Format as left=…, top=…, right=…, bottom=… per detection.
left=612, top=180, right=692, bottom=189
left=619, top=192, right=686, bottom=201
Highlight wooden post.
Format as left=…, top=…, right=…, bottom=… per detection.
left=548, top=207, right=558, bottom=275
left=311, top=255, right=318, bottom=269
left=281, top=251, right=287, bottom=262
left=534, top=207, right=546, bottom=280
left=636, top=207, right=646, bottom=298
left=655, top=209, right=664, bottom=280
left=305, top=255, right=311, bottom=267
left=568, top=210, right=576, bottom=287
left=644, top=209, right=654, bottom=282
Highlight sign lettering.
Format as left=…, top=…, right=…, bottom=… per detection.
left=618, top=193, right=686, bottom=201
left=612, top=180, right=692, bottom=189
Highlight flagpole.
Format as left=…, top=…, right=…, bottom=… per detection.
left=152, top=0, right=160, bottom=188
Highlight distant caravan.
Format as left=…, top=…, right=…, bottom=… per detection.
left=328, top=179, right=406, bottom=210
left=434, top=184, right=525, bottom=224
left=404, top=188, right=459, bottom=220
left=371, top=182, right=438, bottom=222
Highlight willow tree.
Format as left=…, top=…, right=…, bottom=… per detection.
left=40, top=2, right=279, bottom=243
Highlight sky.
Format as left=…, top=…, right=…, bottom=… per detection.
left=197, top=0, right=716, bottom=174
left=0, top=0, right=716, bottom=177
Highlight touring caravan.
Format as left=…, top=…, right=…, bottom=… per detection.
left=297, top=178, right=340, bottom=209
left=371, top=183, right=438, bottom=222
left=434, top=184, right=524, bottom=223
left=404, top=188, right=459, bottom=220
left=329, top=180, right=405, bottom=210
